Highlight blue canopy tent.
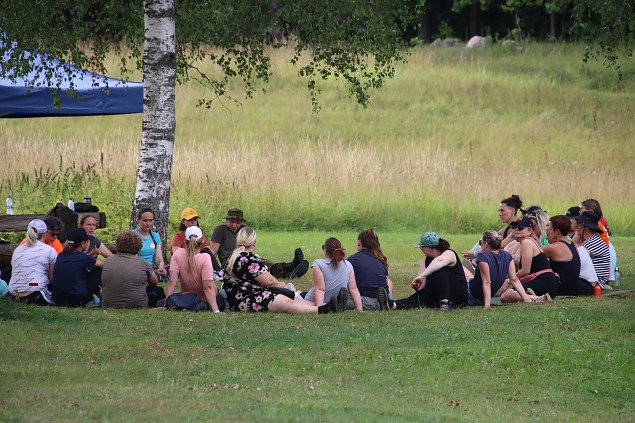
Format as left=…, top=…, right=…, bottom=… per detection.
left=0, top=40, right=143, bottom=118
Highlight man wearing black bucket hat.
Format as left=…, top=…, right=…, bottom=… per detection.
left=574, top=211, right=610, bottom=288
left=209, top=208, right=309, bottom=280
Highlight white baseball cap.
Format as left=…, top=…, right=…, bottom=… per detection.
left=185, top=226, right=203, bottom=241
left=27, top=219, right=48, bottom=235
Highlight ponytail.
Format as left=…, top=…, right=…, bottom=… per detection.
left=225, top=227, right=257, bottom=275
left=324, top=237, right=345, bottom=269
left=186, top=235, right=202, bottom=275
left=25, top=227, right=39, bottom=247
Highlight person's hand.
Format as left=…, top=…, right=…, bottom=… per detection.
left=156, top=266, right=167, bottom=277
left=89, top=247, right=100, bottom=258
left=411, top=276, right=425, bottom=291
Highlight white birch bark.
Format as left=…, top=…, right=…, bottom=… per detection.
left=131, top=0, right=176, bottom=249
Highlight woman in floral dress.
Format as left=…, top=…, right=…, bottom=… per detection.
left=222, top=227, right=345, bottom=314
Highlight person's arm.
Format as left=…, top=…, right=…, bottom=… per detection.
left=202, top=278, right=220, bottom=312
left=254, top=272, right=286, bottom=288
left=98, top=243, right=113, bottom=258
left=516, top=240, right=534, bottom=278
left=411, top=260, right=428, bottom=291
left=507, top=261, right=530, bottom=301
left=413, top=250, right=456, bottom=290
left=154, top=240, right=166, bottom=276
left=312, top=265, right=326, bottom=306
left=48, top=263, right=55, bottom=283
left=147, top=268, right=159, bottom=286
left=166, top=267, right=178, bottom=297
left=94, top=259, right=105, bottom=268
left=478, top=261, right=492, bottom=308
left=170, top=234, right=181, bottom=256
left=347, top=271, right=363, bottom=311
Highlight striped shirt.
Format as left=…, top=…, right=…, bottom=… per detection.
left=582, top=234, right=610, bottom=287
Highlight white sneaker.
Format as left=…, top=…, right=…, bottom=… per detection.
left=286, top=282, right=296, bottom=292
left=214, top=270, right=225, bottom=281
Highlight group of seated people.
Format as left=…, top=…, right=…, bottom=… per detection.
left=2, top=197, right=619, bottom=313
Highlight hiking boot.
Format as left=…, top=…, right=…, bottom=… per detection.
left=336, top=288, right=349, bottom=312
left=280, top=248, right=305, bottom=272
left=437, top=299, right=451, bottom=311
left=286, top=260, right=309, bottom=279
left=318, top=296, right=338, bottom=314
left=377, top=287, right=389, bottom=311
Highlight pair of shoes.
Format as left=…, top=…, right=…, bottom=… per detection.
left=377, top=287, right=389, bottom=311
left=336, top=288, right=349, bottom=312
left=286, top=282, right=296, bottom=292
left=286, top=260, right=309, bottom=279
left=280, top=248, right=305, bottom=272
left=437, top=299, right=451, bottom=311
left=526, top=288, right=536, bottom=296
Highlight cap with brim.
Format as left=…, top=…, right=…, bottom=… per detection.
left=573, top=211, right=602, bottom=233
left=565, top=206, right=580, bottom=218
left=225, top=208, right=246, bottom=222
left=181, top=207, right=200, bottom=221
left=510, top=216, right=535, bottom=230
left=67, top=228, right=89, bottom=244
left=185, top=226, right=204, bottom=241
left=414, top=231, right=440, bottom=248
left=27, top=219, right=48, bottom=235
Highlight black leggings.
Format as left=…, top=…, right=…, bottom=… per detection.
left=9, top=291, right=50, bottom=306
left=523, top=275, right=558, bottom=298
left=395, top=267, right=467, bottom=309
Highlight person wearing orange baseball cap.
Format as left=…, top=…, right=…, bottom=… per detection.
left=170, top=207, right=211, bottom=256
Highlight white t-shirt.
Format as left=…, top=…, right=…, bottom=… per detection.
left=9, top=241, right=57, bottom=296
left=577, top=246, right=598, bottom=284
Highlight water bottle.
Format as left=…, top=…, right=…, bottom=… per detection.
left=613, top=267, right=621, bottom=287
left=68, top=198, right=75, bottom=211
left=5, top=195, right=13, bottom=215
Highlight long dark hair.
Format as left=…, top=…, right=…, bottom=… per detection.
left=431, top=238, right=451, bottom=252
left=358, top=228, right=388, bottom=269
left=324, top=237, right=346, bottom=269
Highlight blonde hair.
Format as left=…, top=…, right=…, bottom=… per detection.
left=225, top=227, right=257, bottom=276
left=481, top=230, right=503, bottom=250
left=25, top=227, right=41, bottom=247
left=530, top=210, right=549, bottom=237
left=185, top=234, right=203, bottom=275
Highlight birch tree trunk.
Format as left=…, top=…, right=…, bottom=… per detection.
left=131, top=0, right=176, bottom=251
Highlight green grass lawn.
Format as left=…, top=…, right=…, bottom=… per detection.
left=1, top=232, right=633, bottom=422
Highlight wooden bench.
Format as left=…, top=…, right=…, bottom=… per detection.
left=0, top=205, right=107, bottom=269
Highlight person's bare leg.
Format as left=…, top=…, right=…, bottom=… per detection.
left=268, top=295, right=318, bottom=314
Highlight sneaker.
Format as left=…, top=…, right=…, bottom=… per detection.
left=437, top=299, right=451, bottom=311
left=287, top=260, right=309, bottom=279
left=542, top=293, right=552, bottom=302
left=336, top=288, right=349, bottom=312
left=214, top=270, right=225, bottom=281
left=286, top=282, right=297, bottom=292
left=377, top=287, right=389, bottom=311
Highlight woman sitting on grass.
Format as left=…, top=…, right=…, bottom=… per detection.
left=303, top=237, right=362, bottom=311
left=543, top=215, right=595, bottom=296
left=463, top=194, right=523, bottom=269
left=8, top=219, right=56, bottom=305
left=166, top=226, right=224, bottom=313
left=466, top=230, right=530, bottom=308
left=394, top=232, right=468, bottom=311
left=222, top=227, right=346, bottom=314
left=347, top=229, right=393, bottom=310
left=52, top=228, right=104, bottom=307
left=170, top=207, right=211, bottom=255
left=79, top=214, right=112, bottom=301
left=101, top=230, right=159, bottom=309
left=500, top=217, right=557, bottom=303
left=134, top=207, right=167, bottom=278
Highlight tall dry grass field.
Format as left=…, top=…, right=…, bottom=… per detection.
left=1, top=44, right=634, bottom=235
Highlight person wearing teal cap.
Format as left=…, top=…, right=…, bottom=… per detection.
left=393, top=231, right=468, bottom=311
